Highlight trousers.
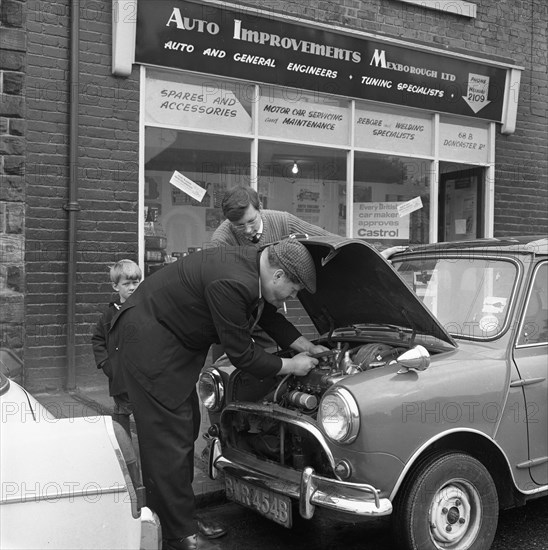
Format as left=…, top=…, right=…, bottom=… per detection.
left=124, top=367, right=201, bottom=539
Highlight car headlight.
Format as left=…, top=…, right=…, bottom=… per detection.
left=318, top=387, right=360, bottom=444
left=198, top=367, right=224, bottom=411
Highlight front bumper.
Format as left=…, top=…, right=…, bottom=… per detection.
left=209, top=437, right=393, bottom=520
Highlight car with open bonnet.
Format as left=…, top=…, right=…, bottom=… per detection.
left=198, top=235, right=547, bottom=550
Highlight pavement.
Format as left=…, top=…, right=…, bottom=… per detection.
left=34, top=384, right=226, bottom=508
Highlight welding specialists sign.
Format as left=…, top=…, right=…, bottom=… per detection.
left=135, top=0, right=510, bottom=121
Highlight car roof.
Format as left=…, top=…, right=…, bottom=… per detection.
left=400, top=236, right=548, bottom=256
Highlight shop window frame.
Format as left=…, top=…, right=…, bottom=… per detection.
left=138, top=65, right=496, bottom=268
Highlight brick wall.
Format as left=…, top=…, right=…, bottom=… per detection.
left=73, top=1, right=140, bottom=389
left=0, top=0, right=26, bottom=376
left=24, top=1, right=140, bottom=391
left=492, top=2, right=548, bottom=235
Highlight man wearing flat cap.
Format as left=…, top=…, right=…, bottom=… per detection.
left=108, top=238, right=328, bottom=550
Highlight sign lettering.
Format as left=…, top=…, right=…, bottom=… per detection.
left=259, top=96, right=348, bottom=144
left=354, top=105, right=432, bottom=154
left=136, top=0, right=510, bottom=121
left=353, top=202, right=410, bottom=240
left=145, top=76, right=252, bottom=133
left=169, top=171, right=207, bottom=202
left=439, top=120, right=489, bottom=163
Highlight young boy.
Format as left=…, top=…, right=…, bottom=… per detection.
left=91, top=259, right=142, bottom=436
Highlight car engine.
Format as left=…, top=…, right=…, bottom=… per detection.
left=267, top=341, right=406, bottom=413
left=202, top=340, right=413, bottom=474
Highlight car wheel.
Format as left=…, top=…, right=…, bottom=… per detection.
left=392, top=451, right=498, bottom=550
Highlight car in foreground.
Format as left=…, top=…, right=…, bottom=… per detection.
left=199, top=235, right=547, bottom=550
left=0, top=372, right=161, bottom=550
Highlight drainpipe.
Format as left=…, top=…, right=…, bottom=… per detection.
left=64, top=0, right=80, bottom=390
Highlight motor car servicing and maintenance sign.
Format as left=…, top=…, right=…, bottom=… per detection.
left=135, top=0, right=511, bottom=121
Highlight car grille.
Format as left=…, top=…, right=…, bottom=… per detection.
left=220, top=404, right=335, bottom=477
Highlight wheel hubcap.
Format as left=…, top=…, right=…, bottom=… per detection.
left=429, top=480, right=481, bottom=548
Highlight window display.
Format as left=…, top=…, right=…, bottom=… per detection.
left=144, top=127, right=251, bottom=271
left=257, top=141, right=347, bottom=236
left=353, top=154, right=431, bottom=249
left=142, top=67, right=493, bottom=274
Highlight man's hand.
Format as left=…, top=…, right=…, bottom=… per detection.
left=381, top=245, right=407, bottom=260
left=290, top=336, right=329, bottom=355
left=279, top=352, right=318, bottom=376
left=307, top=343, right=330, bottom=355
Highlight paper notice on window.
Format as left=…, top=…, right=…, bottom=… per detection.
left=169, top=171, right=207, bottom=202
left=455, top=219, right=467, bottom=234
left=482, top=296, right=507, bottom=314
left=397, top=196, right=423, bottom=217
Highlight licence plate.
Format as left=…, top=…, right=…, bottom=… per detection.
left=225, top=473, right=292, bottom=528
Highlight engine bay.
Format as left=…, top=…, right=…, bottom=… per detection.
left=205, top=336, right=432, bottom=472
left=217, top=341, right=409, bottom=472
left=263, top=341, right=407, bottom=414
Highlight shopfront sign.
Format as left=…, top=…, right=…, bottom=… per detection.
left=354, top=105, right=432, bottom=155
left=259, top=96, right=349, bottom=145
left=135, top=0, right=510, bottom=121
left=439, top=119, right=489, bottom=163
left=145, top=75, right=252, bottom=132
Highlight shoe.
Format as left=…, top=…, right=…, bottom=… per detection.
left=163, top=534, right=197, bottom=550
left=197, top=517, right=227, bottom=539
left=163, top=533, right=221, bottom=550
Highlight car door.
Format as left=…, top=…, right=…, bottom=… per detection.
left=513, top=261, right=548, bottom=486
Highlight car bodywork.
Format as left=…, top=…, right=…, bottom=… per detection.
left=199, top=236, right=547, bottom=550
left=0, top=373, right=161, bottom=550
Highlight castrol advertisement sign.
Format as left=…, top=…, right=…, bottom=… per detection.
left=353, top=202, right=410, bottom=240
left=135, top=0, right=512, bottom=121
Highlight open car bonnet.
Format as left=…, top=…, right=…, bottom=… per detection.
left=296, top=237, right=455, bottom=346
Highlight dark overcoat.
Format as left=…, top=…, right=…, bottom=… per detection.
left=91, top=299, right=125, bottom=396
left=108, top=246, right=301, bottom=409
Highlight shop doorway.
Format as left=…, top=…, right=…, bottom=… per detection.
left=439, top=166, right=485, bottom=242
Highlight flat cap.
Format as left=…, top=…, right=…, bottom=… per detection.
left=270, top=239, right=316, bottom=293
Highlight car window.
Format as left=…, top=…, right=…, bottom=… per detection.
left=393, top=257, right=517, bottom=339
left=518, top=262, right=548, bottom=346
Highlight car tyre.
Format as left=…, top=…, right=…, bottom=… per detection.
left=392, top=451, right=498, bottom=550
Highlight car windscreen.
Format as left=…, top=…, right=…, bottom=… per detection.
left=392, top=256, right=518, bottom=340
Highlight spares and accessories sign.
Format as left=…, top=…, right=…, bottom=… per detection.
left=135, top=0, right=509, bottom=121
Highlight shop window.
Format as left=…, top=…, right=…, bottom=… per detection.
left=258, top=141, right=347, bottom=236
left=257, top=140, right=347, bottom=339
left=144, top=127, right=252, bottom=274
left=142, top=71, right=493, bottom=271
left=352, top=153, right=431, bottom=250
